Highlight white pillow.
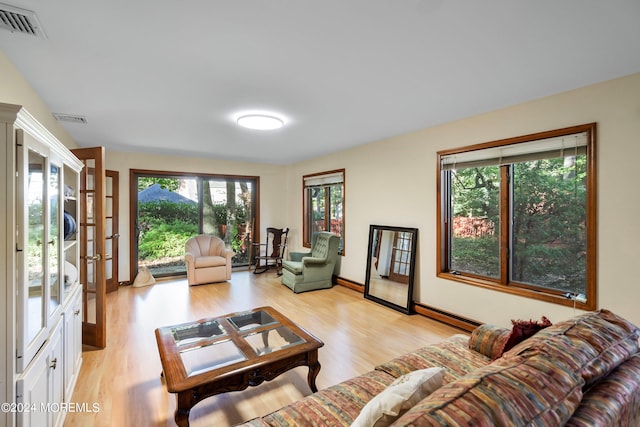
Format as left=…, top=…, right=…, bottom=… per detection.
left=64, top=261, right=78, bottom=286
left=351, top=367, right=444, bottom=427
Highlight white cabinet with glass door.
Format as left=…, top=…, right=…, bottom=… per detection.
left=1, top=103, right=84, bottom=427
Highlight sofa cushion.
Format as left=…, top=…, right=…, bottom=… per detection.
left=503, top=309, right=640, bottom=388
left=351, top=368, right=444, bottom=427
left=468, top=324, right=511, bottom=360
left=244, top=370, right=396, bottom=426
left=566, top=353, right=640, bottom=427
left=376, top=334, right=491, bottom=385
left=391, top=353, right=584, bottom=427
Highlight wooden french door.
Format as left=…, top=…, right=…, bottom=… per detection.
left=106, top=170, right=119, bottom=293
left=71, top=147, right=106, bottom=348
left=388, top=231, right=413, bottom=284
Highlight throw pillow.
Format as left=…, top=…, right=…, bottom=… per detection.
left=351, top=367, right=444, bottom=427
left=502, top=316, right=552, bottom=353
left=468, top=324, right=511, bottom=360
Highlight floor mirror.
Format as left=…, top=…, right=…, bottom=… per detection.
left=364, top=225, right=418, bottom=314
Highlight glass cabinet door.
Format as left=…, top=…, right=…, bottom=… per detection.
left=16, top=130, right=50, bottom=371
left=26, top=149, right=46, bottom=346
left=49, top=161, right=62, bottom=318
left=63, top=163, right=80, bottom=297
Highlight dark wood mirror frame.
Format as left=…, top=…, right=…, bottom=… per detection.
left=364, top=225, right=418, bottom=314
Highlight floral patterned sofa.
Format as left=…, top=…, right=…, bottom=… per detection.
left=237, top=309, right=640, bottom=426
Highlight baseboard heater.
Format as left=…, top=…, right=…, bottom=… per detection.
left=335, top=276, right=481, bottom=333
left=334, top=276, right=363, bottom=292
left=412, top=303, right=481, bottom=333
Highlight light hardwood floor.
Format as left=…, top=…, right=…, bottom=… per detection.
left=64, top=271, right=464, bottom=427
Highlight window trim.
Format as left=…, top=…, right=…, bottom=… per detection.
left=302, top=168, right=345, bottom=255
left=436, top=123, right=597, bottom=310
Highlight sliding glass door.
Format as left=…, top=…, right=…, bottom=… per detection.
left=201, top=178, right=254, bottom=266
left=131, top=171, right=258, bottom=279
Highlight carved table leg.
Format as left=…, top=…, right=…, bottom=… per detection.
left=174, top=392, right=193, bottom=427
left=174, top=408, right=190, bottom=427
left=307, top=360, right=321, bottom=393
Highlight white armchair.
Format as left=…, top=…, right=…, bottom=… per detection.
left=185, top=235, right=235, bottom=285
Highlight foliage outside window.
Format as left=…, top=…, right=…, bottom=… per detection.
left=437, top=124, right=597, bottom=309
left=303, top=169, right=345, bottom=254
left=133, top=173, right=257, bottom=277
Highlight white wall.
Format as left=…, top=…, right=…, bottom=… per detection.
left=285, top=72, right=640, bottom=327
left=104, top=150, right=287, bottom=282
left=0, top=51, right=77, bottom=149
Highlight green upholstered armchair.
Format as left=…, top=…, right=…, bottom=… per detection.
left=281, top=231, right=340, bottom=293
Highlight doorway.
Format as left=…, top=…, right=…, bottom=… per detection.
left=105, top=170, right=119, bottom=293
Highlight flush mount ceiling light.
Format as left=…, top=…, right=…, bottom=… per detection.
left=237, top=114, right=284, bottom=130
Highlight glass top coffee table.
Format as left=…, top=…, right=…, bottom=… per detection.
left=155, top=306, right=324, bottom=427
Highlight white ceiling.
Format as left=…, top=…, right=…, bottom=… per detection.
left=1, top=1, right=640, bottom=165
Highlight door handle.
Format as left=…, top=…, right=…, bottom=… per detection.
left=85, top=254, right=102, bottom=261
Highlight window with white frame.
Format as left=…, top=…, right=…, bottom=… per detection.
left=437, top=124, right=597, bottom=309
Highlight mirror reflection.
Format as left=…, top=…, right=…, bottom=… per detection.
left=364, top=225, right=417, bottom=314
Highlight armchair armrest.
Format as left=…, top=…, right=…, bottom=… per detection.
left=302, top=256, right=327, bottom=266
left=185, top=252, right=195, bottom=263
left=289, top=251, right=310, bottom=262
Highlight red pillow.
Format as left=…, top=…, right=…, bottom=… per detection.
left=502, top=316, right=552, bottom=353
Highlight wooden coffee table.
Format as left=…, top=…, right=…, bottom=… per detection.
left=155, top=306, right=324, bottom=427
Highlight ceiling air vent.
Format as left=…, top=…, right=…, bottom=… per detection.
left=0, top=3, right=46, bottom=39
left=53, top=113, right=88, bottom=124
